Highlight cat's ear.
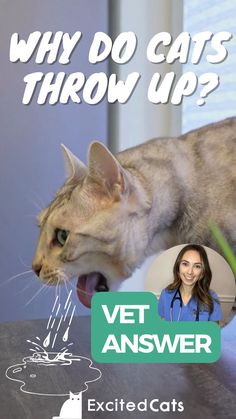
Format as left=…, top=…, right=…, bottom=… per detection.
left=88, top=142, right=126, bottom=195
left=61, top=144, right=87, bottom=183
left=69, top=391, right=74, bottom=398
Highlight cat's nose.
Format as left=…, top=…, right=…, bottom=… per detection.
left=32, top=262, right=42, bottom=277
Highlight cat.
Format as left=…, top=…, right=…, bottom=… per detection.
left=58, top=392, right=82, bottom=419
left=32, top=117, right=236, bottom=307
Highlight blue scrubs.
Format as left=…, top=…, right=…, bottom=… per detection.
left=158, top=288, right=223, bottom=321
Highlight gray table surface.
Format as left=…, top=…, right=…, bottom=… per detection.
left=1, top=315, right=236, bottom=419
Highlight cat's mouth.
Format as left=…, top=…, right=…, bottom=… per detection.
left=76, top=272, right=109, bottom=308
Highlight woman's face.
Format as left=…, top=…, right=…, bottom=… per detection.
left=178, top=250, right=203, bottom=287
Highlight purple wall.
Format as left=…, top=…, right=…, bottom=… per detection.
left=0, top=0, right=108, bottom=321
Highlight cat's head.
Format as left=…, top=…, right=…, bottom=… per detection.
left=69, top=391, right=81, bottom=401
left=32, top=142, right=151, bottom=307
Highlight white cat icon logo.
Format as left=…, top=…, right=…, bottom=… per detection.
left=53, top=391, right=82, bottom=419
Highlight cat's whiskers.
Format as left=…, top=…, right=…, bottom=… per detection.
left=53, top=274, right=63, bottom=302
left=18, top=255, right=31, bottom=269
left=59, top=271, right=70, bottom=284
left=29, top=199, right=43, bottom=213
left=68, top=280, right=94, bottom=297
left=62, top=277, right=76, bottom=291
left=55, top=279, right=60, bottom=300
left=0, top=269, right=33, bottom=288
left=28, top=191, right=47, bottom=212
left=76, top=286, right=94, bottom=297
left=24, top=279, right=51, bottom=307
left=59, top=280, right=61, bottom=301
left=64, top=280, right=70, bottom=298
left=24, top=213, right=41, bottom=219
left=42, top=268, right=68, bottom=284
left=32, top=191, right=47, bottom=209
left=42, top=274, right=59, bottom=284
left=15, top=276, right=37, bottom=295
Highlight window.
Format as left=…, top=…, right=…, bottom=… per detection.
left=182, top=0, right=236, bottom=132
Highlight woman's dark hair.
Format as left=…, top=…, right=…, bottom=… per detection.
left=167, top=244, right=215, bottom=313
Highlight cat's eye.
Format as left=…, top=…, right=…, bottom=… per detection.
left=55, top=229, right=69, bottom=246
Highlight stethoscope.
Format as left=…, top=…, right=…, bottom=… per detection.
left=170, top=287, right=200, bottom=321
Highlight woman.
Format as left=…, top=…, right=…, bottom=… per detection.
left=158, top=244, right=222, bottom=322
